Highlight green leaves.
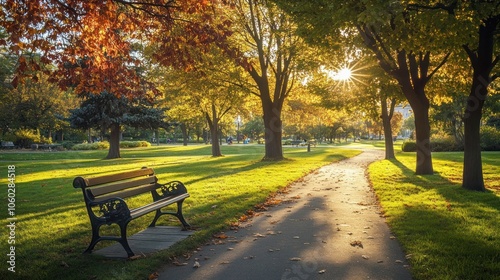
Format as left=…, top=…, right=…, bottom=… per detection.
left=69, top=91, right=166, bottom=130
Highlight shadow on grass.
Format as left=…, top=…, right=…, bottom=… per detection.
left=382, top=158, right=500, bottom=279
left=388, top=157, right=500, bottom=209
left=396, top=205, right=500, bottom=279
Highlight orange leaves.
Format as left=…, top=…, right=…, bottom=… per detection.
left=1, top=0, right=232, bottom=98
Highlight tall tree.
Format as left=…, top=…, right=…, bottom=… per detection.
left=0, top=72, right=75, bottom=136
left=158, top=45, right=250, bottom=156
left=69, top=92, right=165, bottom=159
left=407, top=1, right=500, bottom=190
left=215, top=0, right=310, bottom=160
left=274, top=0, right=456, bottom=174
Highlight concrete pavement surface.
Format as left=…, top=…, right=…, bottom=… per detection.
left=156, top=149, right=413, bottom=280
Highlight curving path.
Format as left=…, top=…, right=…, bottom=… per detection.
left=157, top=149, right=413, bottom=280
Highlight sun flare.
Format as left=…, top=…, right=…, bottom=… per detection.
left=333, top=67, right=352, bottom=81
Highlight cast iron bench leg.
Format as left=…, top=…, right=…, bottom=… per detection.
left=148, top=200, right=191, bottom=229
left=84, top=224, right=102, bottom=254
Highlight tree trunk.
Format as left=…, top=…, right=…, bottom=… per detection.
left=395, top=52, right=434, bottom=175
left=462, top=107, right=484, bottom=191
left=413, top=107, right=433, bottom=174
left=206, top=104, right=222, bottom=157
left=106, top=123, right=121, bottom=159
left=461, top=16, right=498, bottom=191
left=381, top=98, right=395, bottom=159
left=180, top=123, right=189, bottom=146
left=262, top=103, right=284, bottom=161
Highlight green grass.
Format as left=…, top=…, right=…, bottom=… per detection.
left=3, top=142, right=497, bottom=279
left=369, top=151, right=500, bottom=280
left=0, top=144, right=360, bottom=280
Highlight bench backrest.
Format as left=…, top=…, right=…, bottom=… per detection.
left=73, top=167, right=158, bottom=203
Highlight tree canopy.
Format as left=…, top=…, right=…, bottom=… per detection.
left=0, top=0, right=226, bottom=97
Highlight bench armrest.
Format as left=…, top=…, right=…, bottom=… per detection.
left=88, top=197, right=131, bottom=225
left=156, top=181, right=188, bottom=198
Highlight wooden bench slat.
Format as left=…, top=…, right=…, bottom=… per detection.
left=130, top=193, right=190, bottom=219
left=92, top=183, right=157, bottom=202
left=85, top=168, right=155, bottom=187
left=89, top=176, right=157, bottom=197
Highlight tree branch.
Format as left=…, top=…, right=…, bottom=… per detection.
left=356, top=25, right=397, bottom=75
left=112, top=0, right=177, bottom=21
left=427, top=52, right=452, bottom=82
left=407, top=51, right=420, bottom=89
left=462, top=44, right=478, bottom=69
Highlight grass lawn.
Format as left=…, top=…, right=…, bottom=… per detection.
left=0, top=144, right=360, bottom=280
left=369, top=151, right=500, bottom=280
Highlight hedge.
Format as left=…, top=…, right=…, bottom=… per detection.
left=120, top=141, right=151, bottom=148
left=72, top=141, right=110, bottom=150
left=402, top=127, right=500, bottom=152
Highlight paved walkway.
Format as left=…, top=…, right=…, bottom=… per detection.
left=157, top=149, right=413, bottom=280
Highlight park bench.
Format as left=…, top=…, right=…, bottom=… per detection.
left=39, top=143, right=62, bottom=151
left=1, top=141, right=15, bottom=149
left=290, top=140, right=317, bottom=147
left=73, top=167, right=191, bottom=258
left=291, top=140, right=304, bottom=146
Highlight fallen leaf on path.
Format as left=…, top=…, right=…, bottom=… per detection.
left=148, top=272, right=159, bottom=280
left=239, top=214, right=249, bottom=222
left=172, top=261, right=188, bottom=266
left=193, top=261, right=200, bottom=268
left=350, top=240, right=363, bottom=248
left=230, top=222, right=240, bottom=230
left=214, top=233, right=228, bottom=239
left=289, top=257, right=302, bottom=261
left=318, top=269, right=326, bottom=274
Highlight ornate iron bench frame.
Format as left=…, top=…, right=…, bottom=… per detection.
left=73, top=167, right=190, bottom=258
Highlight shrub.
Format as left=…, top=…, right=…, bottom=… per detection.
left=61, top=141, right=77, bottom=150
left=430, top=137, right=463, bottom=152
left=481, top=126, right=500, bottom=151
left=401, top=141, right=417, bottom=152
left=120, top=141, right=151, bottom=148
left=403, top=138, right=463, bottom=152
left=14, top=129, right=42, bottom=148
left=72, top=141, right=110, bottom=150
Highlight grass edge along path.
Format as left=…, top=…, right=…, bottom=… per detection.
left=368, top=152, right=500, bottom=280
left=0, top=145, right=360, bottom=280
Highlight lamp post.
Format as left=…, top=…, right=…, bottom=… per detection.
left=236, top=115, right=241, bottom=144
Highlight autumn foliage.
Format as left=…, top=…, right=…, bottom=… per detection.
left=0, top=0, right=232, bottom=97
